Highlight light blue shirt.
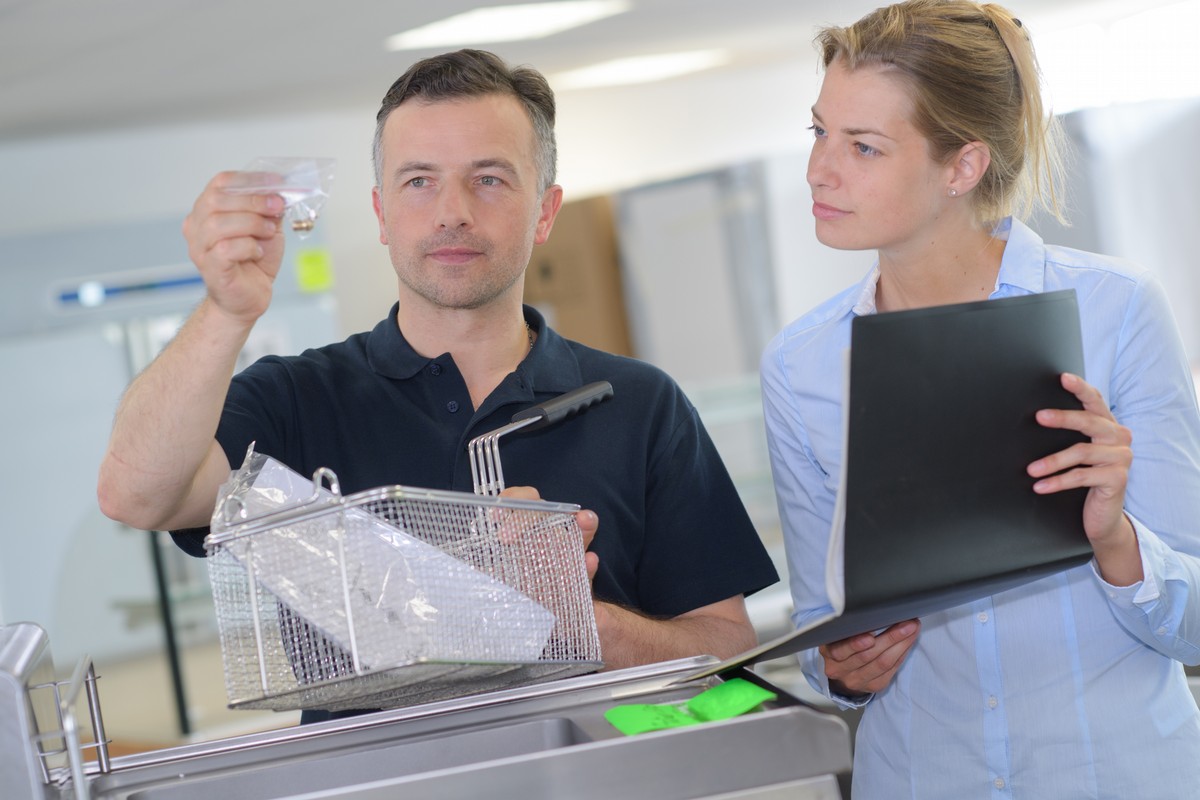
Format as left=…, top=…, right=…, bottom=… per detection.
left=761, top=218, right=1200, bottom=799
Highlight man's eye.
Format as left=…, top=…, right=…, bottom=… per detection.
left=408, top=177, right=427, bottom=188
left=479, top=176, right=500, bottom=186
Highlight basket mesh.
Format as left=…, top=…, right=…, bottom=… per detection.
left=208, top=489, right=602, bottom=712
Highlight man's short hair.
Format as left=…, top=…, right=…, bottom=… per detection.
left=373, top=49, right=557, bottom=193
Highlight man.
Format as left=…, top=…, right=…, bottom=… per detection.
left=97, top=50, right=777, bottom=717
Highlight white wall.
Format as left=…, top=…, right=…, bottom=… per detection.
left=0, top=53, right=841, bottom=338
left=0, top=111, right=390, bottom=336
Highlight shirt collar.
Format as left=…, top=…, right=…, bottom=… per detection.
left=365, top=303, right=429, bottom=380
left=365, top=303, right=583, bottom=393
left=517, top=306, right=585, bottom=393
left=992, top=216, right=1047, bottom=296
left=850, top=264, right=882, bottom=317
left=839, top=215, right=1047, bottom=318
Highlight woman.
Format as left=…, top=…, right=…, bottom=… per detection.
left=760, top=1, right=1200, bottom=797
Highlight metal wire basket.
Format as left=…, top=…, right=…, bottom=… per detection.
left=205, top=384, right=611, bottom=713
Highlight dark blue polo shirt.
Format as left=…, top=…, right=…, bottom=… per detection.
left=175, top=303, right=776, bottom=616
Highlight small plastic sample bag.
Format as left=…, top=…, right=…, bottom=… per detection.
left=204, top=447, right=603, bottom=712
left=224, top=157, right=335, bottom=237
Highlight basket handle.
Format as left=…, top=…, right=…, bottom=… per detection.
left=510, top=381, right=613, bottom=433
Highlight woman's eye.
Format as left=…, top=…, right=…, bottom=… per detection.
left=807, top=124, right=827, bottom=138
left=855, top=142, right=879, bottom=157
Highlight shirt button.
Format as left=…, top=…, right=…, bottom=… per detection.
left=987, top=696, right=998, bottom=709
left=994, top=778, right=1006, bottom=790
left=1157, top=626, right=1167, bottom=636
left=446, top=400, right=459, bottom=413
left=977, top=612, right=989, bottom=623
left=429, top=363, right=442, bottom=376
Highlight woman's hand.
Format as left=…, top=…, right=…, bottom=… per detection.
left=820, top=619, right=920, bottom=697
left=1027, top=372, right=1142, bottom=585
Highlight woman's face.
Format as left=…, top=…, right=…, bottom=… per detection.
left=806, top=58, right=955, bottom=255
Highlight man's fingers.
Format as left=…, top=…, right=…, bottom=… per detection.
left=499, top=485, right=541, bottom=501
left=576, top=509, right=598, bottom=550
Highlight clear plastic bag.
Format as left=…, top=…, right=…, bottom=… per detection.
left=210, top=448, right=557, bottom=670
left=225, top=156, right=335, bottom=238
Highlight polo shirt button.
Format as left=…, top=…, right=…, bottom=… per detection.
left=429, top=363, right=442, bottom=376
left=977, top=612, right=988, bottom=623
left=446, top=400, right=459, bottom=413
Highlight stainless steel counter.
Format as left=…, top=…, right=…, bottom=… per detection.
left=3, top=623, right=852, bottom=800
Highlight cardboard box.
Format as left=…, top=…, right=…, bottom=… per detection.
left=525, top=195, right=633, bottom=357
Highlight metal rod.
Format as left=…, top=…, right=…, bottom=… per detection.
left=246, top=541, right=271, bottom=694
left=467, top=417, right=539, bottom=495
left=60, top=656, right=94, bottom=800
left=84, top=664, right=111, bottom=774
left=149, top=529, right=191, bottom=736
left=334, top=508, right=363, bottom=675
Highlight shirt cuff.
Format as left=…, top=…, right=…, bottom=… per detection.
left=803, top=650, right=874, bottom=709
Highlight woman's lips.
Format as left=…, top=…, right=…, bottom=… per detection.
left=812, top=202, right=849, bottom=221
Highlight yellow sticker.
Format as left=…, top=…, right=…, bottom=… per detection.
left=295, top=248, right=334, bottom=293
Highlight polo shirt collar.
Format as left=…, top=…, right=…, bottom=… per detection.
left=517, top=306, right=585, bottom=394
left=365, top=302, right=584, bottom=393
left=365, top=303, right=430, bottom=379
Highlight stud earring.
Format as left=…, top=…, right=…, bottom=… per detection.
left=948, top=188, right=958, bottom=197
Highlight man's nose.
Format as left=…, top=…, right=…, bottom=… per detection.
left=435, top=182, right=473, bottom=229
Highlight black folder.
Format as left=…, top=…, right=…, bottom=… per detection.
left=687, top=289, right=1093, bottom=680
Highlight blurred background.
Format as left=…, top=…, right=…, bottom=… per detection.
left=1, top=0, right=1197, bottom=754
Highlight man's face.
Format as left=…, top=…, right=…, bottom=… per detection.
left=372, top=94, right=562, bottom=311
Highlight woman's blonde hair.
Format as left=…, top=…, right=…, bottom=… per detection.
left=816, top=0, right=1068, bottom=227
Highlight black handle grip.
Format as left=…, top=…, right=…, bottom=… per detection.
left=511, top=381, right=614, bottom=433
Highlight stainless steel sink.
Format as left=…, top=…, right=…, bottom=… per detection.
left=88, top=661, right=849, bottom=800
left=3, top=623, right=852, bottom=800
left=117, top=717, right=587, bottom=800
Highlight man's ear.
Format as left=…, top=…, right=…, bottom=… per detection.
left=372, top=185, right=388, bottom=245
left=947, top=141, right=991, bottom=197
left=533, top=185, right=564, bottom=245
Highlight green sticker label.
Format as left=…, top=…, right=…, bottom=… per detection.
left=295, top=248, right=334, bottom=293
left=603, top=703, right=699, bottom=735
left=604, top=679, right=777, bottom=736
left=687, top=677, right=777, bottom=721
